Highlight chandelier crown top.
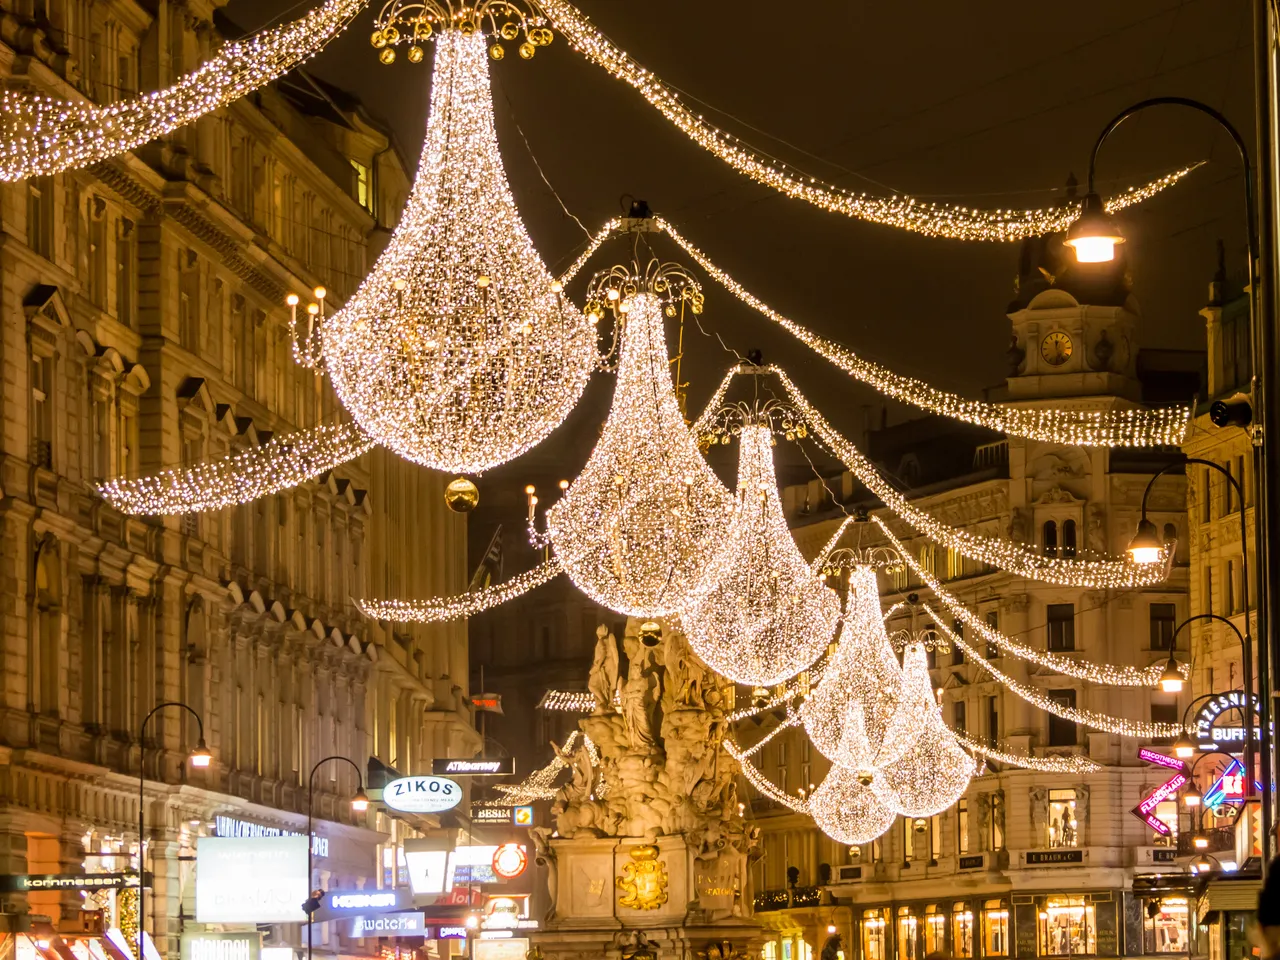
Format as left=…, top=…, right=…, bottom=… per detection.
left=373, top=0, right=551, bottom=63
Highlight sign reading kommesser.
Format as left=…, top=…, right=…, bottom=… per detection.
left=383, top=776, right=462, bottom=815
left=432, top=758, right=514, bottom=776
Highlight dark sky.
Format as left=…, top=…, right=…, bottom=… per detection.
left=229, top=0, right=1256, bottom=559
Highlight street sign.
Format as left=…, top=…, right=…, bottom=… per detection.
left=432, top=758, right=514, bottom=776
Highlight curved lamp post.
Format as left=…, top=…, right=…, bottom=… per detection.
left=138, top=702, right=211, bottom=960
left=305, top=756, right=370, bottom=960
left=1131, top=459, right=1272, bottom=868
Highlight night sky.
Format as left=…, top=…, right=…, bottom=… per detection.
left=228, top=0, right=1256, bottom=558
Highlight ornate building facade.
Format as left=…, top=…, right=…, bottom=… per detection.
left=0, top=1, right=475, bottom=958
left=741, top=239, right=1203, bottom=960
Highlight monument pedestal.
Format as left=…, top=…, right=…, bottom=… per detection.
left=532, top=834, right=764, bottom=960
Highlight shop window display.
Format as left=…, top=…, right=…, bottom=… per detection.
left=863, top=909, right=889, bottom=960
left=1144, top=898, right=1189, bottom=954
left=1039, top=896, right=1096, bottom=956
left=898, top=906, right=919, bottom=960
left=1048, top=789, right=1079, bottom=848
left=925, top=904, right=945, bottom=956
left=983, top=900, right=1010, bottom=958
left=953, top=902, right=974, bottom=958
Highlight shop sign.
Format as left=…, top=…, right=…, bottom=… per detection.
left=1137, top=748, right=1185, bottom=772
left=472, top=805, right=513, bottom=823
left=474, top=936, right=529, bottom=960
left=491, top=845, right=528, bottom=880
left=350, top=913, right=427, bottom=937
left=195, top=836, right=309, bottom=924
left=1193, top=691, right=1263, bottom=750
left=213, top=815, right=328, bottom=858
left=434, top=927, right=470, bottom=940
left=1152, top=849, right=1177, bottom=863
left=469, top=694, right=503, bottom=714
left=1130, top=757, right=1187, bottom=836
left=958, top=855, right=985, bottom=871
left=1025, top=850, right=1084, bottom=865
left=512, top=806, right=534, bottom=827
left=323, top=889, right=414, bottom=915
left=0, top=873, right=141, bottom=892
left=181, top=932, right=262, bottom=960
left=1203, top=756, right=1259, bottom=808
left=432, top=758, right=514, bottom=776
left=384, top=776, right=462, bottom=815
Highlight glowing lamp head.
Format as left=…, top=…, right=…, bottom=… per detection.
left=351, top=789, right=370, bottom=813
left=1192, top=855, right=1213, bottom=873
left=189, top=739, right=213, bottom=768
left=307, top=302, right=320, bottom=317
left=1065, top=192, right=1125, bottom=263
left=313, top=286, right=326, bottom=300
left=286, top=293, right=300, bottom=307
left=1158, top=655, right=1184, bottom=694
left=1173, top=733, right=1197, bottom=760
left=1192, top=833, right=1209, bottom=850
left=1127, top=518, right=1163, bottom=564
left=1182, top=786, right=1202, bottom=808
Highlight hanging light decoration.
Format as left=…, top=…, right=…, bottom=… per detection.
left=802, top=567, right=905, bottom=764
left=320, top=28, right=596, bottom=472
left=807, top=752, right=899, bottom=846
left=877, top=643, right=974, bottom=817
left=680, top=419, right=840, bottom=686
left=539, top=266, right=731, bottom=617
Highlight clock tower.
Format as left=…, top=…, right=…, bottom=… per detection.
left=1003, top=229, right=1141, bottom=402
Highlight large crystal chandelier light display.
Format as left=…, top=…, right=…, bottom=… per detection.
left=544, top=292, right=731, bottom=617
left=320, top=29, right=596, bottom=472
left=806, top=715, right=898, bottom=845
left=681, top=424, right=840, bottom=685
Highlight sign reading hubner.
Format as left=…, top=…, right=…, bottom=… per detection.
left=195, top=836, right=308, bottom=924
left=383, top=776, right=462, bottom=815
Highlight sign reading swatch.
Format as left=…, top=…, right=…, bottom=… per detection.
left=196, top=836, right=308, bottom=923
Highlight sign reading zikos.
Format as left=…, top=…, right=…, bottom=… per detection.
left=383, top=776, right=462, bottom=814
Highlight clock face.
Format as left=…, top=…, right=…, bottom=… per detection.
left=1041, top=331, right=1073, bottom=366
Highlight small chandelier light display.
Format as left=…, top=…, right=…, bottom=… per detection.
left=681, top=417, right=840, bottom=686
left=539, top=268, right=731, bottom=618
left=371, top=0, right=553, bottom=64
left=321, top=28, right=596, bottom=473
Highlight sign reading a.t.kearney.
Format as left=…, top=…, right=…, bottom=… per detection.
left=432, top=758, right=514, bottom=776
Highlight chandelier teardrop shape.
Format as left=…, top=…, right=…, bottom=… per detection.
left=545, top=293, right=732, bottom=617
left=320, top=30, right=597, bottom=472
left=802, top=566, right=905, bottom=761
left=681, top=424, right=841, bottom=685
left=807, top=721, right=899, bottom=846
left=877, top=643, right=975, bottom=817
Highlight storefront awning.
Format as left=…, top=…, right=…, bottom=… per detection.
left=1197, top=876, right=1261, bottom=923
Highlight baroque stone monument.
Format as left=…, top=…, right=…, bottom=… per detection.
left=529, top=618, right=765, bottom=960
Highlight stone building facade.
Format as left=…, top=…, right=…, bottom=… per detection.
left=0, top=2, right=475, bottom=959
left=741, top=240, right=1204, bottom=960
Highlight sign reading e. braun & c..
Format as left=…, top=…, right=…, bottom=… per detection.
left=383, top=776, right=462, bottom=814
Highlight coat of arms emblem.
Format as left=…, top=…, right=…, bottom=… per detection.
left=616, top=844, right=669, bottom=910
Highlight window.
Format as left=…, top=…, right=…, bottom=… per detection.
left=983, top=900, right=1009, bottom=958
left=1238, top=455, right=1247, bottom=506
left=1227, top=561, right=1236, bottom=614
left=958, top=799, right=969, bottom=854
left=1144, top=897, right=1190, bottom=954
left=1205, top=565, right=1214, bottom=616
left=1039, top=896, right=1096, bottom=956
left=116, top=219, right=135, bottom=326
left=897, top=906, right=919, bottom=960
left=903, top=817, right=916, bottom=862
left=871, top=837, right=882, bottom=863
left=987, top=696, right=999, bottom=742
left=985, top=611, right=999, bottom=658
left=27, top=176, right=51, bottom=258
left=1048, top=690, right=1078, bottom=746
left=1226, top=460, right=1235, bottom=513
left=953, top=903, right=974, bottom=958
left=1152, top=800, right=1178, bottom=847
left=1047, top=789, right=1078, bottom=848
left=1151, top=702, right=1179, bottom=746
left=930, top=814, right=941, bottom=862
left=87, top=200, right=107, bottom=307
left=31, top=355, right=53, bottom=467
left=1042, top=520, right=1058, bottom=557
left=925, top=906, right=945, bottom=956
left=990, top=793, right=1005, bottom=851
left=1202, top=467, right=1212, bottom=523
left=1062, top=519, right=1077, bottom=558
left=351, top=159, right=372, bottom=212
left=1047, top=604, right=1075, bottom=651
left=954, top=700, right=967, bottom=734
left=862, top=910, right=888, bottom=960
left=953, top=622, right=965, bottom=664
left=1150, top=603, right=1177, bottom=650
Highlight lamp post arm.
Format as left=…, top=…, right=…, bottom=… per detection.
left=306, top=756, right=367, bottom=960
left=1139, top=458, right=1245, bottom=521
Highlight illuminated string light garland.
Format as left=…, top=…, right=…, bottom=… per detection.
left=690, top=367, right=741, bottom=436
left=0, top=0, right=370, bottom=181
left=321, top=29, right=596, bottom=473
left=724, top=739, right=809, bottom=814
left=661, top=225, right=1193, bottom=447
left=97, top=422, right=373, bottom=515
left=776, top=375, right=1170, bottom=588
left=485, top=730, right=595, bottom=804
left=896, top=544, right=1183, bottom=686
left=736, top=712, right=803, bottom=760
left=540, top=0, right=1197, bottom=243
left=681, top=424, right=841, bottom=685
left=359, top=557, right=561, bottom=622
left=559, top=219, right=622, bottom=286
left=931, top=617, right=1182, bottom=739
left=543, top=291, right=732, bottom=617
left=955, top=732, right=1102, bottom=774
left=538, top=689, right=597, bottom=713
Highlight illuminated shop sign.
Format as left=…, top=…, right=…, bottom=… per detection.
left=1193, top=692, right=1264, bottom=750
left=0, top=873, right=141, bottom=892
left=350, top=913, right=427, bottom=937
left=432, top=759, right=514, bottom=776
left=213, top=816, right=328, bottom=858
left=325, top=890, right=413, bottom=913
left=383, top=776, right=462, bottom=815
left=194, top=837, right=309, bottom=924
left=181, top=933, right=262, bottom=960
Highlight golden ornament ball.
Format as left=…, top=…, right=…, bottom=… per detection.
left=407, top=45, right=425, bottom=63
left=379, top=47, right=396, bottom=64
left=371, top=31, right=387, bottom=48
left=384, top=25, right=400, bottom=43
left=490, top=43, right=505, bottom=60
left=500, top=21, right=520, bottom=40
left=445, top=477, right=480, bottom=513
left=459, top=18, right=477, bottom=35
left=518, top=42, right=536, bottom=59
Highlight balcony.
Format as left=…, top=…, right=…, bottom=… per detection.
left=1177, top=826, right=1235, bottom=857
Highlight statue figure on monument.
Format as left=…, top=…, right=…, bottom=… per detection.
left=621, top=641, right=658, bottom=751
left=588, top=624, right=620, bottom=711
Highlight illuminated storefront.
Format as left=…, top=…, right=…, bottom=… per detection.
left=952, top=902, right=974, bottom=958
left=896, top=906, right=919, bottom=960
left=1038, top=896, right=1096, bottom=957
left=983, top=900, right=1010, bottom=958
left=1144, top=898, right=1190, bottom=954
left=924, top=905, right=945, bottom=956
left=862, top=908, right=889, bottom=960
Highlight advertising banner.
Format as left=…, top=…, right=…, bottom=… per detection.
left=195, top=836, right=308, bottom=923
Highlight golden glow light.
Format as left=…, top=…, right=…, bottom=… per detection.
left=806, top=756, right=898, bottom=846
left=955, top=732, right=1100, bottom=773
left=680, top=424, right=841, bottom=685
left=97, top=422, right=373, bottom=515
left=543, top=292, right=732, bottom=617
left=359, top=557, right=561, bottom=622
left=0, top=0, right=369, bottom=181
left=1067, top=236, right=1121, bottom=263
left=539, top=0, right=1198, bottom=242
left=320, top=30, right=596, bottom=472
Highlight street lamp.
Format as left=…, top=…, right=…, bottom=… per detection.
left=1135, top=457, right=1271, bottom=866
left=138, top=702, right=210, bottom=960
left=1183, top=784, right=1203, bottom=808
left=306, top=756, right=370, bottom=960
left=1159, top=655, right=1184, bottom=694
left=1172, top=733, right=1198, bottom=761
left=1064, top=191, right=1125, bottom=263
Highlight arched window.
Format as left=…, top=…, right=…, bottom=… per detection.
left=1042, top=521, right=1058, bottom=558
left=1163, top=522, right=1178, bottom=544
left=1062, top=520, right=1077, bottom=558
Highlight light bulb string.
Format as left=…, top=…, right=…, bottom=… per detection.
left=357, top=556, right=562, bottom=622
left=929, top=613, right=1183, bottom=739
left=539, top=0, right=1200, bottom=242
left=723, top=739, right=810, bottom=814
left=954, top=730, right=1101, bottom=774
